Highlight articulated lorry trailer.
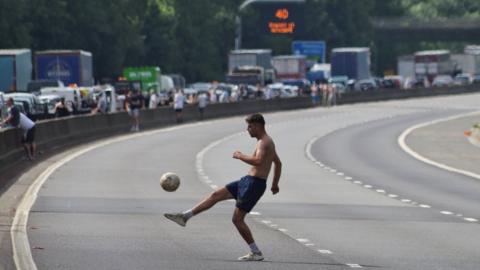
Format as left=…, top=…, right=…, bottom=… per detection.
left=0, top=49, right=32, bottom=92
left=35, top=50, right=93, bottom=86
left=227, top=49, right=275, bottom=85
left=331, top=47, right=371, bottom=80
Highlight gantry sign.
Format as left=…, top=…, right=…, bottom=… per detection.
left=258, top=2, right=304, bottom=34
left=235, top=0, right=305, bottom=49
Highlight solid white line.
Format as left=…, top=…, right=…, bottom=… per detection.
left=346, top=263, right=363, bottom=268
left=464, top=217, right=478, bottom=222
left=318, top=249, right=332, bottom=254
left=398, top=111, right=480, bottom=181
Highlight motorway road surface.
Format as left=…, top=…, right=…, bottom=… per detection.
left=26, top=93, right=480, bottom=269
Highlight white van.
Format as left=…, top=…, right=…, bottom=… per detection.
left=40, top=87, right=82, bottom=113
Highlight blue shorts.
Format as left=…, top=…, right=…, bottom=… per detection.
left=226, top=175, right=267, bottom=213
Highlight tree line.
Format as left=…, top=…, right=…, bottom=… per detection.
left=1, top=0, right=478, bottom=82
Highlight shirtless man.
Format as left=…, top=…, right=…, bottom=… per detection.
left=164, top=113, right=282, bottom=261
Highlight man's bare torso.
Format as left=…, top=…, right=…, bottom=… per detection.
left=248, top=135, right=276, bottom=179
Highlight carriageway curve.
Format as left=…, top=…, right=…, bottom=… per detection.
left=13, top=93, right=480, bottom=269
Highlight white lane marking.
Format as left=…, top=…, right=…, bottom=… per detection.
left=419, top=204, right=431, bottom=208
left=318, top=249, right=333, bottom=254
left=376, top=189, right=385, bottom=193
left=297, top=238, right=310, bottom=243
left=346, top=263, right=363, bottom=268
left=398, top=111, right=480, bottom=181
left=464, top=218, right=478, bottom=222
left=210, top=185, right=218, bottom=189
left=364, top=185, right=372, bottom=189
left=305, top=243, right=314, bottom=246
left=388, top=194, right=398, bottom=198
left=401, top=199, right=411, bottom=203
left=12, top=120, right=218, bottom=270
left=250, top=212, right=261, bottom=216
left=440, top=211, right=453, bottom=215
left=337, top=172, right=345, bottom=176
left=278, top=228, right=288, bottom=232
left=345, top=177, right=353, bottom=180
left=261, top=220, right=271, bottom=224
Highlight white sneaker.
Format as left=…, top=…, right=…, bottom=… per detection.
left=164, top=213, right=187, bottom=227
left=238, top=252, right=264, bottom=261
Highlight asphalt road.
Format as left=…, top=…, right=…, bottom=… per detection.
left=27, top=93, right=480, bottom=270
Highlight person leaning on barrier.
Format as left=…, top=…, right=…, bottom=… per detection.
left=54, top=97, right=71, bottom=118
left=1, top=98, right=37, bottom=161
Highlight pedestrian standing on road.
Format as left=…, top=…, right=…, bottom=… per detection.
left=255, top=84, right=263, bottom=99
left=310, top=82, right=319, bottom=105
left=173, top=89, right=185, bottom=123
left=165, top=113, right=282, bottom=261
left=1, top=98, right=36, bottom=160
left=127, top=89, right=144, bottom=132
left=197, top=92, right=208, bottom=120
left=149, top=90, right=158, bottom=109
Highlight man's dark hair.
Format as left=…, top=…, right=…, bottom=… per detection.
left=246, top=113, right=265, bottom=126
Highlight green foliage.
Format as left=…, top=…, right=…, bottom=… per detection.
left=1, top=0, right=480, bottom=81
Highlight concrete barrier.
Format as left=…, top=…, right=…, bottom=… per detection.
left=0, top=84, right=478, bottom=185
left=0, top=97, right=312, bottom=175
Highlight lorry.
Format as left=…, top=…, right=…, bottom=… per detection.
left=272, top=55, right=307, bottom=81
left=307, top=63, right=331, bottom=82
left=123, top=66, right=162, bottom=94
left=35, top=50, right=93, bottom=86
left=0, top=49, right=32, bottom=92
left=414, top=50, right=453, bottom=83
left=331, top=47, right=371, bottom=80
left=397, top=55, right=415, bottom=79
left=451, top=46, right=480, bottom=75
left=225, top=66, right=266, bottom=86
left=227, top=49, right=275, bottom=85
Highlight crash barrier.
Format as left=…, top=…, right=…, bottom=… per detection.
left=337, top=84, right=479, bottom=104
left=0, top=84, right=478, bottom=189
left=0, top=97, right=311, bottom=178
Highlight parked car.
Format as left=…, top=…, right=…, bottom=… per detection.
left=473, top=74, right=480, bottom=85
left=38, top=94, right=62, bottom=116
left=354, top=79, right=378, bottom=91
left=432, top=75, right=454, bottom=87
left=454, top=73, right=473, bottom=86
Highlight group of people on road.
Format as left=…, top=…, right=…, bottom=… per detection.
left=310, top=80, right=338, bottom=107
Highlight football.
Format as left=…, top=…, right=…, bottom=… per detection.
left=160, top=172, right=180, bottom=192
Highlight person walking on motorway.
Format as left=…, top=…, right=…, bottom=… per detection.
left=1, top=98, right=36, bottom=160
left=126, top=89, right=144, bottom=132
left=197, top=92, right=208, bottom=120
left=165, top=113, right=282, bottom=261
left=173, top=89, right=185, bottom=123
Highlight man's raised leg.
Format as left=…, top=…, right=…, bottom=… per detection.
left=164, top=187, right=233, bottom=227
